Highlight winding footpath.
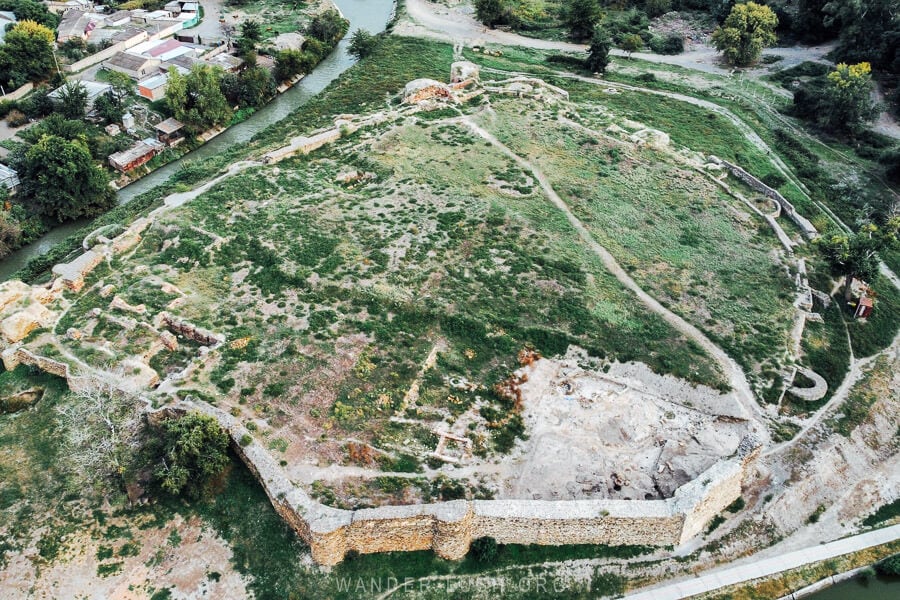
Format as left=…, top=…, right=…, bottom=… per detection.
left=457, top=117, right=764, bottom=422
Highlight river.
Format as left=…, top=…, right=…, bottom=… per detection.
left=0, top=0, right=396, bottom=281
left=806, top=572, right=899, bottom=599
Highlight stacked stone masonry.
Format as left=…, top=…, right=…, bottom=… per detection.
left=166, top=399, right=759, bottom=566
left=716, top=158, right=818, bottom=239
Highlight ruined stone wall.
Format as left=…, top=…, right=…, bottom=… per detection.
left=154, top=399, right=754, bottom=566
left=718, top=159, right=818, bottom=238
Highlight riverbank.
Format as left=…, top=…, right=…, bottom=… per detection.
left=0, top=0, right=398, bottom=283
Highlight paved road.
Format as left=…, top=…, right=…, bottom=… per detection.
left=625, top=524, right=900, bottom=600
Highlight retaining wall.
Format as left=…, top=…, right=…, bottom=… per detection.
left=0, top=83, right=33, bottom=102
left=718, top=159, right=818, bottom=239
left=154, top=400, right=758, bottom=566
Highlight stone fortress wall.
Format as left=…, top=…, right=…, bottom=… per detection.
left=715, top=158, right=818, bottom=239
left=161, top=399, right=759, bottom=566
left=0, top=64, right=768, bottom=566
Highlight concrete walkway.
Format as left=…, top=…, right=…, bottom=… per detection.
left=625, top=524, right=900, bottom=600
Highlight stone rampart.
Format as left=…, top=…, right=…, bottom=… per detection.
left=717, top=159, right=818, bottom=239
left=160, top=398, right=757, bottom=566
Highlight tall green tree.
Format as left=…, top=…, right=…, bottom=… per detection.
left=587, top=29, right=612, bottom=73
left=474, top=0, right=509, bottom=28
left=0, top=0, right=59, bottom=28
left=55, top=81, right=88, bottom=120
left=0, top=20, right=57, bottom=88
left=348, top=29, right=379, bottom=60
left=559, top=0, right=603, bottom=41
left=816, top=219, right=900, bottom=300
left=711, top=2, right=778, bottom=66
left=816, top=62, right=878, bottom=134
left=151, top=412, right=231, bottom=499
left=273, top=49, right=316, bottom=82
left=824, top=0, right=899, bottom=71
left=308, top=9, right=348, bottom=46
left=221, top=65, right=276, bottom=108
left=20, top=134, right=114, bottom=222
left=165, top=65, right=232, bottom=134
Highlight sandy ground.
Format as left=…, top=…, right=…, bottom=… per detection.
left=398, top=0, right=835, bottom=76
left=504, top=351, right=749, bottom=501
left=0, top=514, right=249, bottom=600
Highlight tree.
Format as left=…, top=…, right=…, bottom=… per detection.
left=274, top=49, right=316, bottom=82
left=474, top=0, right=509, bottom=28
left=94, top=91, right=125, bottom=124
left=221, top=65, right=276, bottom=108
left=308, top=9, right=348, bottom=46
left=348, top=29, right=378, bottom=60
left=240, top=19, right=262, bottom=42
left=0, top=0, right=59, bottom=29
left=20, top=134, right=115, bottom=222
left=621, top=33, right=644, bottom=57
left=816, top=219, right=900, bottom=300
left=165, top=65, right=232, bottom=134
left=711, top=2, right=778, bottom=67
left=151, top=412, right=230, bottom=499
left=645, top=0, right=672, bottom=18
left=106, top=70, right=136, bottom=104
left=55, top=81, right=88, bottom=120
left=816, top=62, right=878, bottom=134
left=0, top=20, right=57, bottom=88
left=587, top=29, right=612, bottom=73
left=559, top=0, right=603, bottom=41
left=824, top=0, right=899, bottom=70
left=56, top=378, right=144, bottom=493
left=794, top=0, right=838, bottom=42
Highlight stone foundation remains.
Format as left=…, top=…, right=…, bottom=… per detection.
left=156, top=399, right=759, bottom=566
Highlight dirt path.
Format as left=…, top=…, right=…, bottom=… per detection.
left=456, top=117, right=765, bottom=424
left=400, top=0, right=834, bottom=75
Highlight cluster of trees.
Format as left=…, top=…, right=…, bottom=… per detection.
left=0, top=20, right=57, bottom=91
left=58, top=378, right=232, bottom=502
left=273, top=9, right=350, bottom=81
left=817, top=218, right=900, bottom=300
left=11, top=113, right=121, bottom=222
left=792, top=62, right=879, bottom=135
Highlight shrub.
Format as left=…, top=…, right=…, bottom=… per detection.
left=6, top=109, right=28, bottom=127
left=470, top=536, right=499, bottom=563
left=650, top=33, right=684, bottom=55
left=239, top=434, right=253, bottom=447
left=876, top=553, right=900, bottom=576
left=151, top=412, right=231, bottom=499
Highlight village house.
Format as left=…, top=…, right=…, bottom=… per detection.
left=57, top=9, right=97, bottom=44
left=103, top=52, right=161, bottom=80
left=0, top=163, right=20, bottom=196
left=155, top=118, right=186, bottom=146
left=137, top=73, right=169, bottom=101
left=104, top=10, right=132, bottom=27
left=108, top=139, right=163, bottom=173
left=45, top=0, right=95, bottom=15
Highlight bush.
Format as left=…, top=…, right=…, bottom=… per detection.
left=726, top=496, right=746, bottom=513
left=151, top=412, right=231, bottom=499
left=650, top=33, right=684, bottom=55
left=6, top=109, right=28, bottom=127
left=876, top=553, right=900, bottom=576
left=239, top=434, right=253, bottom=447
left=470, top=537, right=499, bottom=563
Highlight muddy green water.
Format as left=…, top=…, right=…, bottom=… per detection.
left=805, top=573, right=899, bottom=599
